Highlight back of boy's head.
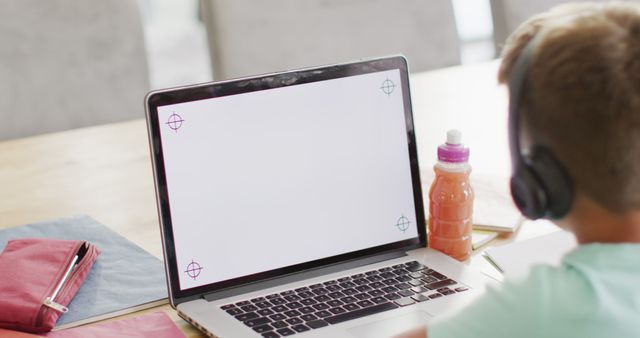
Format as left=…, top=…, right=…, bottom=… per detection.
left=498, top=2, right=640, bottom=214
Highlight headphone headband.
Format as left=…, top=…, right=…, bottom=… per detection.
left=507, top=31, right=573, bottom=220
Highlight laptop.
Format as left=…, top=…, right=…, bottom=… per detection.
left=145, top=56, right=494, bottom=338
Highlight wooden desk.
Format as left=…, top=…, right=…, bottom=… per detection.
left=0, top=60, right=557, bottom=336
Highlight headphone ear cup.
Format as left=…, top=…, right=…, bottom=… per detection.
left=528, top=147, right=573, bottom=219
left=510, top=164, right=547, bottom=219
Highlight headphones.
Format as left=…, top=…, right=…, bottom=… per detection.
left=508, top=33, right=573, bottom=220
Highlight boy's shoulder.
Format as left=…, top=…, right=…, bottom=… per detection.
left=428, top=243, right=640, bottom=338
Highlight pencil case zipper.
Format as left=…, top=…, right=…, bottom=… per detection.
left=35, top=241, right=96, bottom=327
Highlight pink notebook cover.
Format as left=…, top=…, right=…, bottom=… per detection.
left=0, top=312, right=185, bottom=338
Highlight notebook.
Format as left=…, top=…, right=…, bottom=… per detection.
left=0, top=215, right=168, bottom=329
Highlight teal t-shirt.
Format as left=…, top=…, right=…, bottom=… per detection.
left=428, top=243, right=640, bottom=338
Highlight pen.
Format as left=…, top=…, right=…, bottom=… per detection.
left=43, top=254, right=79, bottom=313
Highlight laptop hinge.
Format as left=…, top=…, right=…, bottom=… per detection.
left=202, top=251, right=407, bottom=302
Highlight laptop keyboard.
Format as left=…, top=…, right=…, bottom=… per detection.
left=220, top=260, right=469, bottom=337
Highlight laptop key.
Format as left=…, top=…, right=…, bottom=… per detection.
left=300, top=298, right=316, bottom=306
left=337, top=277, right=351, bottom=282
left=298, top=291, right=315, bottom=299
left=344, top=303, right=360, bottom=311
left=314, top=295, right=331, bottom=302
left=354, top=293, right=371, bottom=300
left=270, top=313, right=287, bottom=321
left=221, top=304, right=236, bottom=310
left=262, top=332, right=280, bottom=338
left=266, top=294, right=280, bottom=299
left=286, top=302, right=303, bottom=309
left=421, top=276, right=438, bottom=284
left=398, top=289, right=414, bottom=297
left=241, top=304, right=258, bottom=312
left=284, top=295, right=301, bottom=302
left=323, top=280, right=338, bottom=286
left=406, top=263, right=427, bottom=272
left=368, top=290, right=384, bottom=297
left=309, top=283, right=323, bottom=289
left=327, top=299, right=343, bottom=307
left=251, top=297, right=266, bottom=303
left=381, top=286, right=398, bottom=293
left=425, top=279, right=457, bottom=290
left=328, top=291, right=346, bottom=299
left=258, top=308, right=275, bottom=316
left=284, top=310, right=301, bottom=318
left=280, top=290, right=295, bottom=296
left=352, top=273, right=365, bottom=279
left=276, top=327, right=296, bottom=336
left=271, top=320, right=288, bottom=329
left=253, top=324, right=274, bottom=334
left=384, top=292, right=401, bottom=300
left=315, top=310, right=332, bottom=318
left=394, top=297, right=415, bottom=307
left=325, top=302, right=399, bottom=324
left=392, top=264, right=405, bottom=269
left=299, top=306, right=315, bottom=314
left=396, top=283, right=412, bottom=290
left=285, top=317, right=303, bottom=325
left=339, top=281, right=356, bottom=288
left=329, top=307, right=347, bottom=315
left=295, top=287, right=309, bottom=293
left=367, top=275, right=383, bottom=282
left=429, top=293, right=443, bottom=299
left=371, top=296, right=387, bottom=304
left=356, top=300, right=374, bottom=308
left=342, top=288, right=358, bottom=296
left=312, top=288, right=329, bottom=295
left=270, top=298, right=286, bottom=305
left=226, top=308, right=243, bottom=316
left=312, top=303, right=329, bottom=311
left=306, top=319, right=329, bottom=329
left=326, top=284, right=342, bottom=292
left=300, top=314, right=318, bottom=321
left=256, top=301, right=272, bottom=309
left=425, top=270, right=448, bottom=280
left=455, top=286, right=469, bottom=292
left=369, top=281, right=385, bottom=289
left=409, top=279, right=424, bottom=286
left=340, top=296, right=357, bottom=303
left=411, top=294, right=430, bottom=302
left=236, top=312, right=259, bottom=321
left=292, top=324, right=310, bottom=333
left=272, top=305, right=288, bottom=312
left=365, top=270, right=378, bottom=276
left=245, top=317, right=271, bottom=327
left=353, top=278, right=368, bottom=286
left=411, top=286, right=429, bottom=293
left=236, top=300, right=251, bottom=307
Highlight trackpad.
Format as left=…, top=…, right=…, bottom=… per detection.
left=347, top=310, right=432, bottom=338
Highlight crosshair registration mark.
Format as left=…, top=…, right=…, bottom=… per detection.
left=396, top=215, right=410, bottom=233
left=380, top=78, right=396, bottom=96
left=185, top=260, right=203, bottom=280
left=166, top=113, right=185, bottom=132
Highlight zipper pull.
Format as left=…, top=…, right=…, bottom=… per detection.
left=43, top=297, right=69, bottom=313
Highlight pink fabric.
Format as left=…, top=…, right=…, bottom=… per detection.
left=45, top=312, right=185, bottom=338
left=0, top=239, right=99, bottom=333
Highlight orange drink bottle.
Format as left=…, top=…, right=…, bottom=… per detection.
left=428, top=130, right=474, bottom=261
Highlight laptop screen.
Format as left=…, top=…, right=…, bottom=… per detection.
left=147, top=57, right=425, bottom=297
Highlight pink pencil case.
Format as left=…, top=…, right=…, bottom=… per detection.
left=0, top=238, right=99, bottom=333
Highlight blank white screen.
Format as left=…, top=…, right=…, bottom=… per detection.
left=157, top=69, right=419, bottom=290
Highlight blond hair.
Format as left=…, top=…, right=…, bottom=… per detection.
left=498, top=2, right=640, bottom=213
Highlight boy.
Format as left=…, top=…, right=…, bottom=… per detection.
left=399, top=2, right=640, bottom=337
